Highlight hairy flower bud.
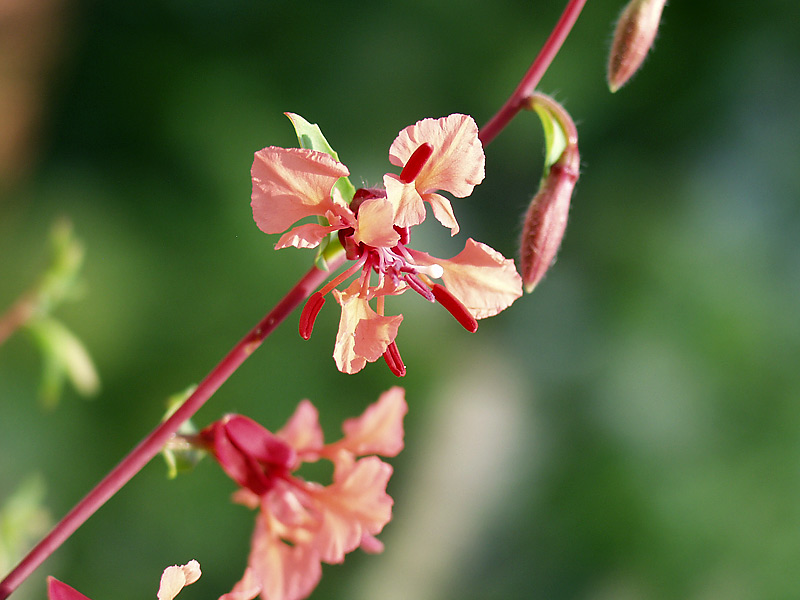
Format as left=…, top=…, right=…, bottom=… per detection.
left=519, top=145, right=579, bottom=293
left=519, top=93, right=579, bottom=293
left=607, top=0, right=667, bottom=92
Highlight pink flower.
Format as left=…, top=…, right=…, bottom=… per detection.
left=47, top=561, right=201, bottom=600
left=201, top=387, right=407, bottom=600
left=251, top=113, right=523, bottom=375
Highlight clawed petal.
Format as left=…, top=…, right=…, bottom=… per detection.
left=388, top=114, right=484, bottom=198
left=332, top=286, right=403, bottom=374
left=333, top=387, right=407, bottom=457
left=383, top=174, right=426, bottom=229
left=307, top=455, right=394, bottom=564
left=275, top=222, right=341, bottom=250
left=218, top=567, right=261, bottom=600
left=238, top=512, right=323, bottom=600
left=277, top=399, right=325, bottom=458
left=408, top=239, right=523, bottom=319
left=157, top=560, right=201, bottom=600
left=251, top=147, right=350, bottom=236
left=424, top=192, right=459, bottom=235
left=352, top=197, right=401, bottom=248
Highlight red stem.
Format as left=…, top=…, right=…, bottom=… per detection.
left=1, top=3, right=589, bottom=595
left=0, top=255, right=344, bottom=600
left=479, top=0, right=587, bottom=146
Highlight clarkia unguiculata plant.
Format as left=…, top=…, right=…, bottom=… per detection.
left=0, top=1, right=668, bottom=599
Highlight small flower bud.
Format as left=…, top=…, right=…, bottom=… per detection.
left=519, top=146, right=579, bottom=293
left=520, top=93, right=579, bottom=293
left=607, top=0, right=667, bottom=93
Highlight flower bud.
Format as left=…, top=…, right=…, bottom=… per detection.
left=607, top=0, right=667, bottom=93
left=519, top=145, right=579, bottom=293
left=520, top=93, right=579, bottom=293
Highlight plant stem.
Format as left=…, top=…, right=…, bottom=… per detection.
left=0, top=254, right=344, bottom=600
left=479, top=0, right=587, bottom=146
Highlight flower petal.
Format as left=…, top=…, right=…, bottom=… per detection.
left=251, top=146, right=350, bottom=236
left=409, top=239, right=522, bottom=319
left=308, top=455, right=394, bottom=564
left=383, top=174, right=426, bottom=229
left=333, top=387, right=407, bottom=457
left=277, top=399, right=325, bottom=457
left=424, top=192, right=459, bottom=236
left=275, top=222, right=340, bottom=250
left=218, top=567, right=261, bottom=600
left=388, top=114, right=485, bottom=198
left=352, top=197, right=400, bottom=248
left=332, top=285, right=403, bottom=374
left=200, top=415, right=295, bottom=496
left=47, top=578, right=92, bottom=600
left=232, top=512, right=322, bottom=600
left=157, top=560, right=201, bottom=600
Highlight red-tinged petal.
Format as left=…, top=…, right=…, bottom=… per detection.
left=48, top=578, right=92, bottom=600
left=360, top=533, right=385, bottom=554
left=235, top=512, right=323, bottom=600
left=424, top=191, right=459, bottom=236
left=352, top=197, right=401, bottom=248
left=333, top=387, right=407, bottom=457
left=201, top=415, right=295, bottom=495
left=275, top=222, right=340, bottom=250
left=331, top=286, right=403, bottom=374
left=408, top=239, right=522, bottom=319
left=308, top=456, right=394, bottom=564
left=251, top=146, right=350, bottom=236
left=388, top=114, right=484, bottom=198
left=277, top=399, right=325, bottom=457
left=383, top=173, right=426, bottom=229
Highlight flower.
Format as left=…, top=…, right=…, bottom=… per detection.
left=47, top=561, right=200, bottom=600
left=200, top=387, right=407, bottom=600
left=607, top=0, right=668, bottom=92
left=251, top=113, right=523, bottom=375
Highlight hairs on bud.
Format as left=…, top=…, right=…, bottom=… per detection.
left=607, top=0, right=668, bottom=92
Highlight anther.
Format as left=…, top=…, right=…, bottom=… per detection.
left=431, top=284, right=478, bottom=333
left=383, top=341, right=406, bottom=377
left=299, top=292, right=326, bottom=340
left=399, top=143, right=434, bottom=184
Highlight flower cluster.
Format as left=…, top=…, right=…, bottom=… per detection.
left=200, top=387, right=407, bottom=600
left=251, top=114, right=522, bottom=375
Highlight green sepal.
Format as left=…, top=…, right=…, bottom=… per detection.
left=160, top=385, right=205, bottom=479
left=531, top=102, right=568, bottom=175
left=285, top=113, right=356, bottom=268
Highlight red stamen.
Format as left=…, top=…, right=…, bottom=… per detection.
left=383, top=341, right=406, bottom=377
left=299, top=292, right=325, bottom=340
left=399, top=143, right=434, bottom=184
left=432, top=284, right=478, bottom=333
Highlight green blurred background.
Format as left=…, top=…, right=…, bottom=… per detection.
left=2, top=0, right=800, bottom=598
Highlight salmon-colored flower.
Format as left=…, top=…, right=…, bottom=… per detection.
left=201, top=388, right=407, bottom=600
left=251, top=114, right=522, bottom=375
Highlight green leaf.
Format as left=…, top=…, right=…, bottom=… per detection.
left=26, top=317, right=100, bottom=408
left=285, top=112, right=355, bottom=268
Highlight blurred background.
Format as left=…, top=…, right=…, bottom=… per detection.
left=2, top=0, right=799, bottom=598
